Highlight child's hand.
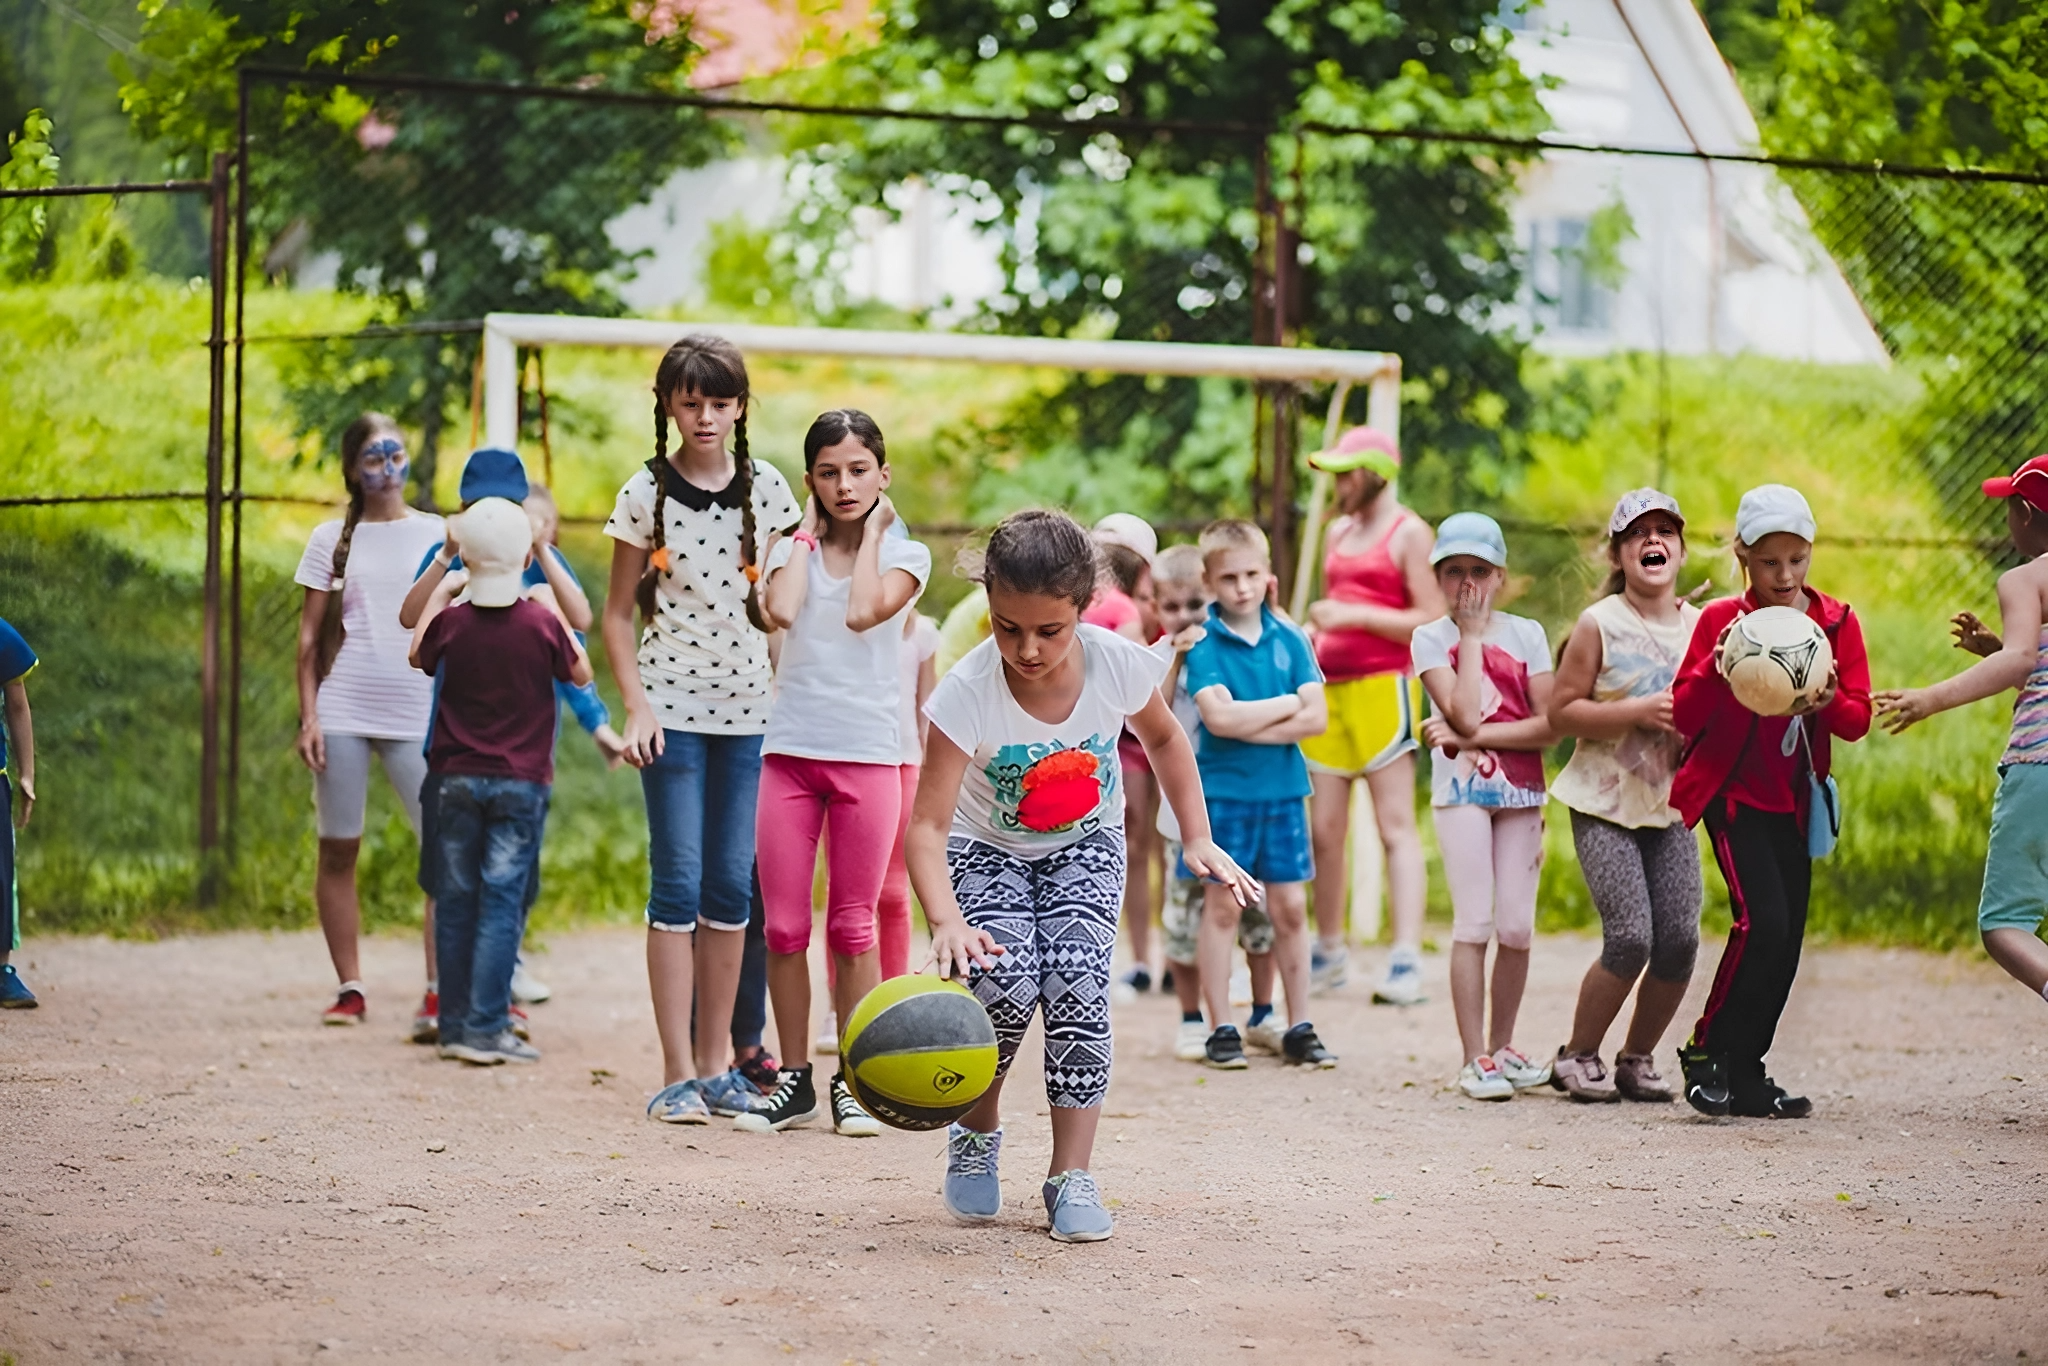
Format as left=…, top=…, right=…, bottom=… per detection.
left=866, top=493, right=898, bottom=538
left=1951, top=611, right=2000, bottom=658
left=295, top=719, right=326, bottom=773
left=441, top=525, right=460, bottom=561
left=1632, top=690, right=1676, bottom=733
left=1421, top=715, right=1464, bottom=755
left=1792, top=665, right=1839, bottom=715
left=13, top=775, right=32, bottom=830
left=1450, top=578, right=1494, bottom=636
left=1179, top=837, right=1262, bottom=908
left=593, top=723, right=629, bottom=770
left=618, top=708, right=664, bottom=768
left=1306, top=599, right=1342, bottom=633
left=1875, top=687, right=1936, bottom=734
left=924, top=920, right=1003, bottom=981
left=1170, top=623, right=1207, bottom=655
left=802, top=496, right=828, bottom=540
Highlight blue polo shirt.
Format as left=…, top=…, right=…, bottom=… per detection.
left=1181, top=602, right=1322, bottom=802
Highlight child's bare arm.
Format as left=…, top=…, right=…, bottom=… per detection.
left=1239, top=682, right=1328, bottom=745
left=1878, top=565, right=2047, bottom=731
left=3, top=677, right=32, bottom=829
left=1193, top=684, right=1302, bottom=739
left=534, top=544, right=593, bottom=631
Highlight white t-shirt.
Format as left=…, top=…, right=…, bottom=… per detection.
left=294, top=512, right=446, bottom=740
left=1410, top=612, right=1553, bottom=809
left=603, top=460, right=802, bottom=734
left=898, top=613, right=941, bottom=765
left=923, top=624, right=1168, bottom=860
left=761, top=535, right=932, bottom=764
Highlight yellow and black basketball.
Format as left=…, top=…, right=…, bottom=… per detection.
left=840, top=975, right=999, bottom=1132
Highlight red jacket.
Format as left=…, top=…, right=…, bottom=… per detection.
left=1670, top=587, right=1871, bottom=829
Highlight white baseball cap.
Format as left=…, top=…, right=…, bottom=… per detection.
left=1734, top=484, right=1816, bottom=546
left=1608, top=488, right=1684, bottom=536
left=1093, top=512, right=1158, bottom=564
left=454, top=497, right=532, bottom=608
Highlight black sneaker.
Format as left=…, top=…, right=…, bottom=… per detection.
left=830, top=1072, right=881, bottom=1137
left=1119, top=966, right=1153, bottom=994
left=1204, top=1025, right=1249, bottom=1070
left=732, top=1063, right=820, bottom=1132
left=1158, top=966, right=1175, bottom=994
left=1731, top=1080, right=1812, bottom=1120
left=1281, top=1022, right=1338, bottom=1069
left=1678, top=1043, right=1732, bottom=1116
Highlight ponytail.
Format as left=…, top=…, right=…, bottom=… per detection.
left=317, top=412, right=401, bottom=680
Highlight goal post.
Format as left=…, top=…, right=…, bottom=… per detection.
left=479, top=310, right=1401, bottom=940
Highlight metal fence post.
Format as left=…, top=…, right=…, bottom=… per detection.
left=199, top=151, right=230, bottom=901
left=228, top=72, right=251, bottom=859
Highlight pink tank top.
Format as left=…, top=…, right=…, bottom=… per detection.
left=1316, top=510, right=1419, bottom=682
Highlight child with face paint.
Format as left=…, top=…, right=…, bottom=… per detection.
left=291, top=414, right=447, bottom=1028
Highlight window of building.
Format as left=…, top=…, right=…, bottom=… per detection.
left=1530, top=217, right=1614, bottom=334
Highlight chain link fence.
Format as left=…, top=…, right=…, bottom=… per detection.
left=6, top=67, right=2047, bottom=940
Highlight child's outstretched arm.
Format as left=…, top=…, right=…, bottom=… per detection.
left=1130, top=691, right=1261, bottom=908
left=533, top=543, right=593, bottom=632
left=1879, top=568, right=2045, bottom=732
left=3, top=677, right=32, bottom=829
left=399, top=533, right=455, bottom=630
left=905, top=731, right=1003, bottom=979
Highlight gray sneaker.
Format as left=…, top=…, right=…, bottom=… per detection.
left=697, top=1068, right=765, bottom=1117
left=1043, top=1168, right=1114, bottom=1243
left=942, top=1123, right=1003, bottom=1224
left=445, top=1030, right=540, bottom=1065
left=646, top=1079, right=711, bottom=1125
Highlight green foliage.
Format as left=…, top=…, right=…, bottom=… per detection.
left=117, top=0, right=729, bottom=495
left=0, top=107, right=57, bottom=278
left=763, top=0, right=1548, bottom=521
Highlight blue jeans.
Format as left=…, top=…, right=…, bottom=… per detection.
left=434, top=774, right=551, bottom=1045
left=640, top=731, right=761, bottom=932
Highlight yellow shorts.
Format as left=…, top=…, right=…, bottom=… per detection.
left=1301, top=673, right=1421, bottom=778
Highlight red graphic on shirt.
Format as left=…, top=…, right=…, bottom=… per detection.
left=1438, top=641, right=1545, bottom=794
left=1016, top=748, right=1102, bottom=832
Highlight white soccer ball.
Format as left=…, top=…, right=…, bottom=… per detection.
left=1717, top=606, right=1833, bottom=717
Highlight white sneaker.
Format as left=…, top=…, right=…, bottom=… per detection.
left=1458, top=1056, right=1515, bottom=1101
left=816, top=1010, right=839, bottom=1056
left=1310, top=943, right=1349, bottom=994
left=1173, top=1019, right=1209, bottom=1062
left=1372, top=955, right=1426, bottom=1006
left=1244, top=1016, right=1286, bottom=1056
left=509, top=960, right=551, bottom=1005
left=1492, top=1045, right=1553, bottom=1090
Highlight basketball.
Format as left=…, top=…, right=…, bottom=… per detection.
left=1717, top=605, right=1833, bottom=716
left=840, top=975, right=999, bottom=1132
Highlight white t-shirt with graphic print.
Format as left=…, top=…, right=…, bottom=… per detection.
left=603, top=459, right=802, bottom=734
left=923, top=623, right=1168, bottom=861
left=294, top=511, right=446, bottom=740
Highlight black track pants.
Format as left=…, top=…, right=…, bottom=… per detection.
left=1692, top=804, right=1809, bottom=1099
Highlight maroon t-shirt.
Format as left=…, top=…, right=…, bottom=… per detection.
left=416, top=599, right=579, bottom=785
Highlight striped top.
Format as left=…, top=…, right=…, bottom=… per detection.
left=2003, top=627, right=2048, bottom=766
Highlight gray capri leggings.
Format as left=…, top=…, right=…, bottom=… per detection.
left=1568, top=809, right=1702, bottom=984
left=314, top=733, right=428, bottom=841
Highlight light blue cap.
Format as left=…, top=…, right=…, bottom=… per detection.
left=1430, top=511, right=1508, bottom=567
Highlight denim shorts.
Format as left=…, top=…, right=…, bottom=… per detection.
left=1979, top=763, right=2048, bottom=934
left=1187, top=797, right=1314, bottom=886
left=640, top=730, right=762, bottom=932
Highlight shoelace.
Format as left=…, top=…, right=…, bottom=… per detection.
left=833, top=1081, right=868, bottom=1120
left=950, top=1129, right=1000, bottom=1176
left=762, top=1071, right=805, bottom=1110
left=1054, top=1169, right=1102, bottom=1209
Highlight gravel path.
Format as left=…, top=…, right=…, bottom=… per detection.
left=3, top=928, right=2043, bottom=1362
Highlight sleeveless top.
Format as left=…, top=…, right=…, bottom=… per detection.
left=1316, top=509, right=1422, bottom=682
left=2003, top=627, right=2048, bottom=766
left=1552, top=594, right=1701, bottom=829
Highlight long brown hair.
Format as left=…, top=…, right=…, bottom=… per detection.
left=316, top=413, right=403, bottom=680
left=637, top=335, right=767, bottom=630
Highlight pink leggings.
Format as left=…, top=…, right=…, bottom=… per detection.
left=756, top=754, right=903, bottom=958
left=876, top=764, right=919, bottom=979
left=1432, top=804, right=1546, bottom=950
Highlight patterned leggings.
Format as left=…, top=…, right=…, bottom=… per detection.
left=948, top=829, right=1125, bottom=1110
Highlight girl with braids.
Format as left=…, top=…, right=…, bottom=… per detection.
left=292, top=413, right=447, bottom=1027
left=601, top=334, right=802, bottom=1125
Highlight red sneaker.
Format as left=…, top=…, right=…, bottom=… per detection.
left=323, top=986, right=367, bottom=1026
left=411, top=992, right=439, bottom=1044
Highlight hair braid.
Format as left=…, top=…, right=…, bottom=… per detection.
left=733, top=411, right=769, bottom=632
left=636, top=398, right=671, bottom=621
left=316, top=412, right=399, bottom=680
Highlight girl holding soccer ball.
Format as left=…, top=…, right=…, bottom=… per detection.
left=1669, top=485, right=1870, bottom=1119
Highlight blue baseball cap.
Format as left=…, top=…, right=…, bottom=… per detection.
left=460, top=447, right=528, bottom=504
left=1430, top=511, right=1509, bottom=567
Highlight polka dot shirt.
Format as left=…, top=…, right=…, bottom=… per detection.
left=604, top=459, right=802, bottom=734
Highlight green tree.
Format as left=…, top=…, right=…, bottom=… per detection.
left=117, top=0, right=727, bottom=497
left=766, top=0, right=1548, bottom=524
left=0, top=107, right=58, bottom=279
left=1697, top=0, right=2048, bottom=547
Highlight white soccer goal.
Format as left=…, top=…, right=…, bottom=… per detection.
left=480, top=311, right=1400, bottom=938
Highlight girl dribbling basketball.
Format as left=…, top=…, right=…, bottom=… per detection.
left=906, top=509, right=1258, bottom=1243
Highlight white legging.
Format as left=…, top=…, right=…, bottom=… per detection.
left=313, top=733, right=427, bottom=840
left=1432, top=805, right=1545, bottom=950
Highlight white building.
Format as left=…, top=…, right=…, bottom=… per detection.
left=1506, top=0, right=1886, bottom=363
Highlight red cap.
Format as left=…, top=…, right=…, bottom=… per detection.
left=1984, top=455, right=2048, bottom=514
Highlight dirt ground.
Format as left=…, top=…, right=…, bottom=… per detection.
left=3, top=927, right=2045, bottom=1364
